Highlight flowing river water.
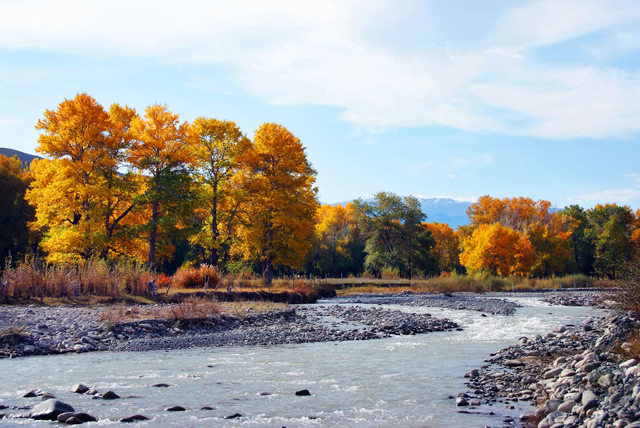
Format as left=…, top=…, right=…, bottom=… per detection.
left=0, top=296, right=608, bottom=427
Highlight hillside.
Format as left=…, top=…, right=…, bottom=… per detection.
left=0, top=147, right=41, bottom=165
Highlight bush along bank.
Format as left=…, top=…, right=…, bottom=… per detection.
left=458, top=312, right=640, bottom=428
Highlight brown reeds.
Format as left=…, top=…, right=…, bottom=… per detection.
left=172, top=265, right=220, bottom=289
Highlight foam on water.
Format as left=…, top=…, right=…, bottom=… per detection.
left=0, top=297, right=608, bottom=427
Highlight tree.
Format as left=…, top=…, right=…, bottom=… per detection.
left=459, top=223, right=536, bottom=277
left=26, top=93, right=131, bottom=263
left=587, top=204, right=635, bottom=277
left=309, top=203, right=365, bottom=276
left=189, top=118, right=251, bottom=268
left=354, top=192, right=436, bottom=277
left=235, top=123, right=318, bottom=286
left=562, top=205, right=595, bottom=275
left=129, top=104, right=195, bottom=269
left=425, top=222, right=461, bottom=273
left=0, top=154, right=34, bottom=265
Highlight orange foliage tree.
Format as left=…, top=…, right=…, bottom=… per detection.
left=129, top=104, right=195, bottom=269
left=425, top=222, right=460, bottom=273
left=459, top=223, right=536, bottom=276
left=309, top=203, right=364, bottom=276
left=189, top=118, right=251, bottom=267
left=27, top=94, right=140, bottom=264
left=235, top=123, right=318, bottom=286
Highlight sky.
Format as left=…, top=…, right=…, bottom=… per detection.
left=0, top=0, right=639, bottom=209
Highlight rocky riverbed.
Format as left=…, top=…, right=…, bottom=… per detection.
left=0, top=303, right=460, bottom=358
left=336, top=290, right=521, bottom=315
left=457, top=310, right=640, bottom=428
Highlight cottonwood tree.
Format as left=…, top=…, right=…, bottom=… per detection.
left=425, top=222, right=461, bottom=274
left=235, top=123, right=318, bottom=286
left=189, top=118, right=251, bottom=268
left=354, top=192, right=436, bottom=277
left=0, top=154, right=34, bottom=265
left=27, top=94, right=139, bottom=263
left=459, top=222, right=536, bottom=276
left=129, top=104, right=195, bottom=269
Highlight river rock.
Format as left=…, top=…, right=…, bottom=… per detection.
left=225, top=413, right=243, bottom=419
left=30, top=399, right=74, bottom=420
left=295, top=389, right=311, bottom=396
left=166, top=406, right=186, bottom=411
left=119, top=414, right=150, bottom=422
left=101, top=390, right=120, bottom=399
left=70, top=383, right=89, bottom=394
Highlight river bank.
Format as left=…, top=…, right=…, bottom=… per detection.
left=458, top=304, right=638, bottom=428
left=0, top=290, right=611, bottom=359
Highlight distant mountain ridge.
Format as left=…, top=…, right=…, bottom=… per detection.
left=0, top=148, right=41, bottom=165
left=332, top=196, right=474, bottom=229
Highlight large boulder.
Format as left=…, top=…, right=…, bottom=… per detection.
left=30, top=399, right=74, bottom=420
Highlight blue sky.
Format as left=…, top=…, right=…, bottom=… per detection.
left=1, top=0, right=639, bottom=208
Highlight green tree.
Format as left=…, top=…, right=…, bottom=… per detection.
left=0, top=154, right=34, bottom=266
left=189, top=118, right=251, bottom=268
left=587, top=204, right=634, bottom=277
left=129, top=104, right=196, bottom=269
left=354, top=192, right=436, bottom=277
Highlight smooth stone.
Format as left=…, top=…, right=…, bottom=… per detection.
left=295, top=389, right=311, bottom=396
left=23, top=390, right=38, bottom=398
left=465, top=369, right=480, bottom=378
left=152, top=383, right=171, bottom=388
left=40, top=393, right=55, bottom=400
left=120, top=414, right=150, bottom=423
left=30, top=399, right=74, bottom=420
left=456, top=397, right=469, bottom=406
left=620, top=359, right=638, bottom=369
left=557, top=400, right=576, bottom=413
left=504, top=360, right=525, bottom=367
left=70, top=384, right=89, bottom=394
left=166, top=406, right=186, bottom=411
left=101, top=391, right=120, bottom=400
left=200, top=406, right=215, bottom=410
left=543, top=368, right=563, bottom=379
left=64, top=416, right=84, bottom=425
left=225, top=413, right=243, bottom=419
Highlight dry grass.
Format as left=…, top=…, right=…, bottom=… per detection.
left=172, top=265, right=220, bottom=289
left=614, top=330, right=640, bottom=362
left=333, top=272, right=595, bottom=295
left=0, top=259, right=156, bottom=299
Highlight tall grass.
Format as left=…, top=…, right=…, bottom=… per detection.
left=340, top=272, right=595, bottom=295
left=0, top=258, right=155, bottom=299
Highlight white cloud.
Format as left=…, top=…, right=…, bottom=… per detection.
left=1, top=0, right=640, bottom=139
left=579, top=172, right=640, bottom=203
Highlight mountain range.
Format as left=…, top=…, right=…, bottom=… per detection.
left=0, top=147, right=41, bottom=165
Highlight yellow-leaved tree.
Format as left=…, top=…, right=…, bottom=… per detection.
left=129, top=104, right=195, bottom=269
left=459, top=222, right=536, bottom=276
left=189, top=118, right=251, bottom=267
left=235, top=123, right=319, bottom=286
left=26, top=93, right=139, bottom=264
left=425, top=222, right=460, bottom=273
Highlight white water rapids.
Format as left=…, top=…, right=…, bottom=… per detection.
left=0, top=297, right=608, bottom=427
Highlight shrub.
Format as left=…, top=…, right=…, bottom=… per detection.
left=173, top=265, right=220, bottom=289
left=608, top=257, right=640, bottom=313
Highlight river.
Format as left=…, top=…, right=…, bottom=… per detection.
left=0, top=296, right=608, bottom=427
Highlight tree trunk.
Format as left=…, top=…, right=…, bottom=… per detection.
left=262, top=258, right=273, bottom=288
left=148, top=200, right=159, bottom=269
left=209, top=186, right=219, bottom=267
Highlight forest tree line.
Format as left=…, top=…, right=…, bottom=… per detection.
left=1, top=94, right=639, bottom=283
